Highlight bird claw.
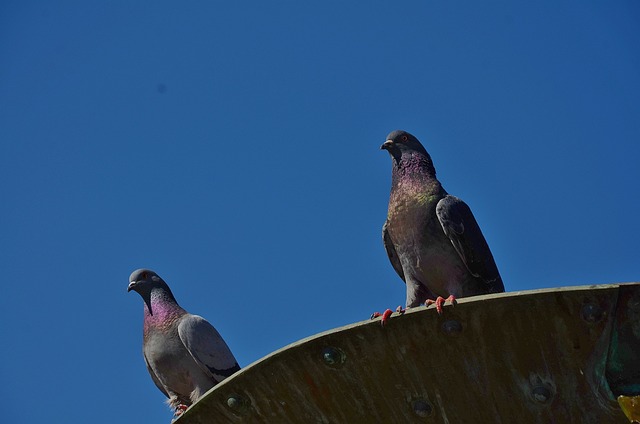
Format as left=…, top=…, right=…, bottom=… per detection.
left=174, top=404, right=189, bottom=417
left=370, top=309, right=393, bottom=326
left=370, top=306, right=404, bottom=326
left=425, top=295, right=457, bottom=314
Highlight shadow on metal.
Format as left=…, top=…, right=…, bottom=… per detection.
left=178, top=284, right=640, bottom=424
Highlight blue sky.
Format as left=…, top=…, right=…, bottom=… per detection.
left=1, top=1, right=639, bottom=422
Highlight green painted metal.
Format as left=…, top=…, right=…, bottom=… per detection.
left=178, top=284, right=640, bottom=424
left=607, top=285, right=640, bottom=397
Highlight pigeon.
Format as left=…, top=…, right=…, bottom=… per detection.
left=373, top=130, right=504, bottom=324
left=128, top=269, right=240, bottom=416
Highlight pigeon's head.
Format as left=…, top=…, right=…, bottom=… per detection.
left=380, top=130, right=428, bottom=157
left=127, top=269, right=166, bottom=295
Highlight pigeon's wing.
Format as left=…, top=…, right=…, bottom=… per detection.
left=144, top=351, right=169, bottom=398
left=436, top=195, right=504, bottom=292
left=178, top=314, right=240, bottom=382
left=383, top=219, right=405, bottom=282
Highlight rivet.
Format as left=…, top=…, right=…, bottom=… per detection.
left=321, top=346, right=346, bottom=367
left=531, top=385, right=552, bottom=403
left=581, top=303, right=604, bottom=323
left=441, top=319, right=463, bottom=335
left=226, top=394, right=250, bottom=414
left=411, top=399, right=433, bottom=417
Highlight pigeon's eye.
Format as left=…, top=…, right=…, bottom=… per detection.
left=401, top=135, right=408, bottom=141
left=142, top=272, right=148, bottom=279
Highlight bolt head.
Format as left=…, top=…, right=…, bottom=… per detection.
left=531, top=386, right=552, bottom=403
left=227, top=396, right=241, bottom=409
left=226, top=394, right=250, bottom=415
left=321, top=346, right=346, bottom=367
left=411, top=399, right=433, bottom=417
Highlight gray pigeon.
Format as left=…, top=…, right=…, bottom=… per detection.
left=378, top=130, right=504, bottom=319
left=128, top=269, right=240, bottom=416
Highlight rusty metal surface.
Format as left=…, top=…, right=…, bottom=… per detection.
left=618, top=395, right=640, bottom=423
left=179, top=284, right=639, bottom=424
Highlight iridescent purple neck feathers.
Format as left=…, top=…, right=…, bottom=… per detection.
left=391, top=151, right=442, bottom=195
left=143, top=289, right=185, bottom=333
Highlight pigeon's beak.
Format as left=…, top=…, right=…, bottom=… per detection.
left=127, top=281, right=138, bottom=292
left=380, top=140, right=394, bottom=150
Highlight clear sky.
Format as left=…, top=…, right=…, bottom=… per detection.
left=1, top=1, right=639, bottom=423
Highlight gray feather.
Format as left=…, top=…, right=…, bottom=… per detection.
left=144, top=351, right=169, bottom=398
left=178, top=314, right=241, bottom=382
left=382, top=220, right=405, bottom=282
left=128, top=269, right=240, bottom=413
left=436, top=195, right=502, bottom=289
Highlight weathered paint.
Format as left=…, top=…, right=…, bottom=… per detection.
left=618, top=395, right=640, bottom=423
left=179, top=284, right=638, bottom=424
left=606, top=285, right=640, bottom=396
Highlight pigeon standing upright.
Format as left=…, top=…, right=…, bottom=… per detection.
left=128, top=269, right=240, bottom=416
left=374, top=130, right=504, bottom=324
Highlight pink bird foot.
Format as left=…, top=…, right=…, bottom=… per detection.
left=425, top=295, right=457, bottom=315
left=174, top=404, right=188, bottom=416
left=370, top=306, right=405, bottom=326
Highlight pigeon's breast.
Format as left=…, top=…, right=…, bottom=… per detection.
left=387, top=191, right=473, bottom=297
left=145, top=329, right=202, bottom=399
